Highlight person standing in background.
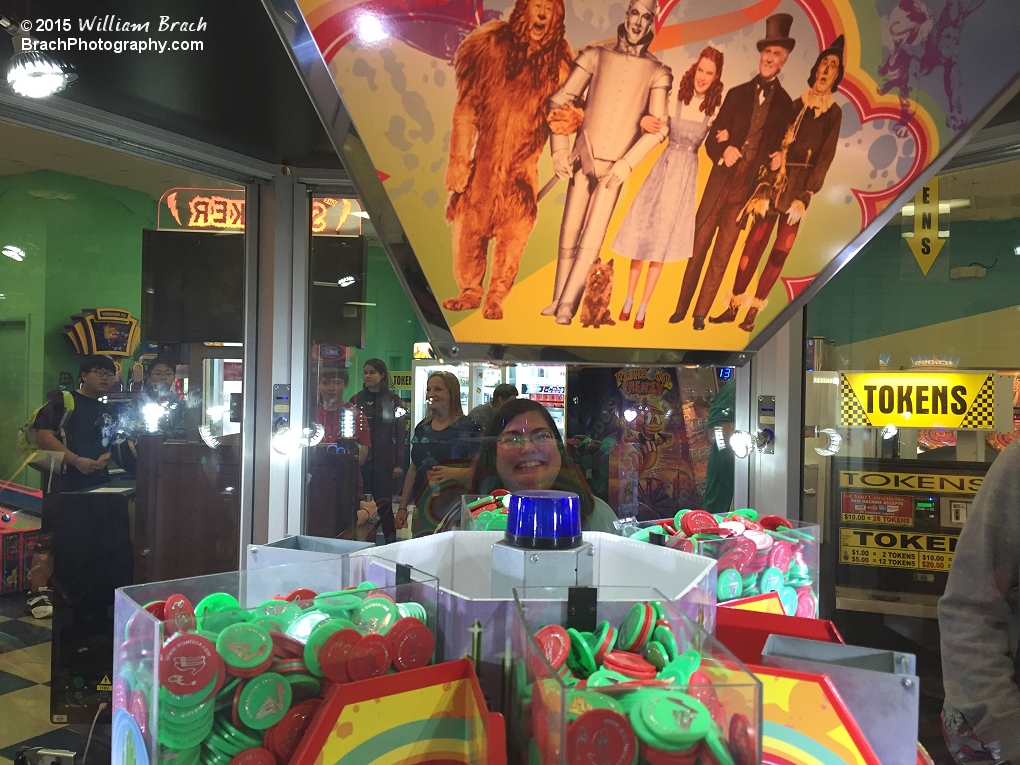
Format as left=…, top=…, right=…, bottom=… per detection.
left=350, top=358, right=408, bottom=543
left=396, top=371, right=482, bottom=536
left=467, top=383, right=519, bottom=431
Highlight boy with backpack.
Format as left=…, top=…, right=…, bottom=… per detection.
left=22, top=355, right=131, bottom=618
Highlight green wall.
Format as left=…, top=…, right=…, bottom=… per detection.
left=807, top=218, right=1020, bottom=348
left=345, top=243, right=424, bottom=398
left=0, top=170, right=155, bottom=485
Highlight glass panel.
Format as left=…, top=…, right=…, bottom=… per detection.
left=803, top=157, right=1020, bottom=762
left=0, top=118, right=248, bottom=728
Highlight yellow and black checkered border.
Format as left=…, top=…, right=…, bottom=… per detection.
left=839, top=375, right=872, bottom=427
left=960, top=374, right=995, bottom=429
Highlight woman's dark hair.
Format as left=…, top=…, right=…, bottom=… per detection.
left=470, top=398, right=596, bottom=519
left=363, top=358, right=390, bottom=390
left=675, top=46, right=724, bottom=116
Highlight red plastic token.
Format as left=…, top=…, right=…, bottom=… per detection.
left=144, top=601, right=166, bottom=620
left=668, top=535, right=695, bottom=553
left=768, top=540, right=794, bottom=571
left=226, top=654, right=274, bottom=678
left=164, top=594, right=196, bottom=634
left=267, top=700, right=321, bottom=762
left=680, top=510, right=718, bottom=537
left=490, top=489, right=511, bottom=497
left=346, top=633, right=392, bottom=681
left=232, top=680, right=246, bottom=729
left=729, top=714, right=756, bottom=765
left=566, top=709, right=637, bottom=765
left=129, top=689, right=149, bottom=736
left=796, top=590, right=817, bottom=618
left=759, top=514, right=793, bottom=531
left=319, top=629, right=362, bottom=683
left=281, top=588, right=317, bottom=603
left=228, top=749, right=275, bottom=765
left=113, top=676, right=129, bottom=710
left=602, top=651, right=656, bottom=678
left=202, top=650, right=227, bottom=703
left=535, top=625, right=570, bottom=671
left=268, top=632, right=304, bottom=659
left=160, top=633, right=217, bottom=695
left=391, top=619, right=434, bottom=671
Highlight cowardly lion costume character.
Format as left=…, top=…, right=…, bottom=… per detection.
left=443, top=0, right=573, bottom=320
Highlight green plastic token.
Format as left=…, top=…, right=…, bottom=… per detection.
left=733, top=508, right=758, bottom=521
left=216, top=623, right=272, bottom=670
left=705, top=726, right=736, bottom=765
left=778, top=586, right=799, bottom=615
left=658, top=650, right=701, bottom=686
left=565, top=627, right=597, bottom=678
left=646, top=641, right=668, bottom=670
left=652, top=625, right=678, bottom=662
left=649, top=601, right=664, bottom=622
left=354, top=597, right=399, bottom=635
left=304, top=618, right=359, bottom=676
left=565, top=689, right=626, bottom=721
left=194, top=593, right=247, bottom=634
left=618, top=603, right=651, bottom=652
left=284, top=610, right=331, bottom=643
left=237, top=672, right=291, bottom=730
left=158, top=673, right=218, bottom=709
left=717, top=569, right=743, bottom=601
left=760, top=566, right=784, bottom=593
left=634, top=691, right=710, bottom=751
left=314, top=591, right=364, bottom=618
left=488, top=514, right=508, bottom=531
left=251, top=601, right=301, bottom=630
left=586, top=668, right=632, bottom=688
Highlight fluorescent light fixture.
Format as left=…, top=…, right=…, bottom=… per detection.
left=3, top=245, right=25, bottom=261
left=345, top=302, right=377, bottom=306
left=900, top=198, right=970, bottom=217
left=6, top=49, right=76, bottom=98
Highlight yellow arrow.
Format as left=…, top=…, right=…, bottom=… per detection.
left=904, top=177, right=947, bottom=276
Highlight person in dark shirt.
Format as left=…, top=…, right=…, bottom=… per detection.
left=396, top=371, right=481, bottom=536
left=467, top=383, right=519, bottom=431
left=28, top=355, right=128, bottom=617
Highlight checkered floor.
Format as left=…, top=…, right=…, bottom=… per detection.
left=0, top=595, right=109, bottom=765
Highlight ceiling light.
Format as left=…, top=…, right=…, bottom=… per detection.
left=338, top=276, right=356, bottom=287
left=3, top=245, right=25, bottom=261
left=6, top=49, right=76, bottom=99
left=814, top=428, right=843, bottom=456
left=351, top=211, right=370, bottom=219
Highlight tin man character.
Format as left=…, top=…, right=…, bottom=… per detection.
left=540, top=0, right=672, bottom=325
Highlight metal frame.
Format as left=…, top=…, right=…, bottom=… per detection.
left=262, top=0, right=1020, bottom=368
left=0, top=92, right=354, bottom=558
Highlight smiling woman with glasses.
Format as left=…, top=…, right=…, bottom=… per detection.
left=469, top=398, right=620, bottom=533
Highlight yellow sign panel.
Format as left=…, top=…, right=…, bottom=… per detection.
left=389, top=372, right=412, bottom=391
left=839, top=371, right=1008, bottom=430
left=904, top=177, right=947, bottom=276
left=839, top=470, right=983, bottom=495
left=839, top=528, right=956, bottom=572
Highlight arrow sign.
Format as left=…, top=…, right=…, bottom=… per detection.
left=904, top=177, right=947, bottom=276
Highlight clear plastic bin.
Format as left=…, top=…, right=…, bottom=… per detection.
left=509, top=586, right=762, bottom=765
left=623, top=517, right=821, bottom=617
left=111, top=556, right=439, bottom=765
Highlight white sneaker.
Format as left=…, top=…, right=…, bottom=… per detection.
left=28, top=588, right=53, bottom=619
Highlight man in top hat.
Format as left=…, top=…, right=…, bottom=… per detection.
left=540, top=0, right=672, bottom=325
left=712, top=35, right=845, bottom=333
left=668, top=13, right=795, bottom=330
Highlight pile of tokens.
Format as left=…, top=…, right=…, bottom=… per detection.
left=633, top=509, right=817, bottom=617
left=116, top=581, right=435, bottom=765
left=465, top=489, right=511, bottom=531
left=522, top=601, right=755, bottom=765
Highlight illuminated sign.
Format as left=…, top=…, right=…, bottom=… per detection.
left=158, top=189, right=362, bottom=236
left=840, top=493, right=913, bottom=527
left=839, top=372, right=1011, bottom=430
left=839, top=470, right=983, bottom=495
left=389, top=372, right=412, bottom=391
left=839, top=528, right=956, bottom=572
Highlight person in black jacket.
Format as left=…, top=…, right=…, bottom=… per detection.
left=711, top=36, right=844, bottom=333
left=668, top=13, right=795, bottom=330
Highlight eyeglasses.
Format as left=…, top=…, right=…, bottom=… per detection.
left=495, top=430, right=557, bottom=448
left=87, top=369, right=116, bottom=378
